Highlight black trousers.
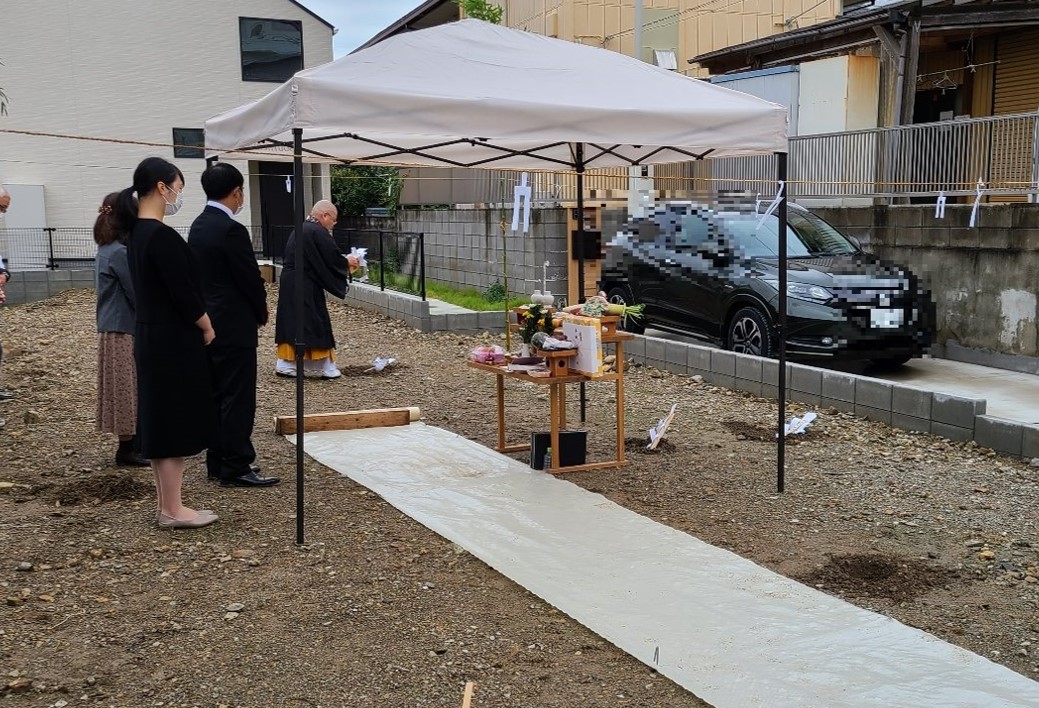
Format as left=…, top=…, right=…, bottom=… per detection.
left=206, top=346, right=257, bottom=479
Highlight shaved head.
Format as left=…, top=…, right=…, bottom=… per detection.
left=0, top=187, right=10, bottom=215
left=311, top=200, right=338, bottom=231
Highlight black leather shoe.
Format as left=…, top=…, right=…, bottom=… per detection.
left=220, top=470, right=280, bottom=488
left=210, top=464, right=261, bottom=482
left=115, top=450, right=150, bottom=467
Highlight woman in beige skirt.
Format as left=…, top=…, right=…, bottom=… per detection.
left=95, top=193, right=147, bottom=466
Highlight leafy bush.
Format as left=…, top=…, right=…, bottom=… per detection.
left=485, top=280, right=506, bottom=302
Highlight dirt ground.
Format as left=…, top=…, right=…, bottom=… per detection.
left=2, top=287, right=1039, bottom=707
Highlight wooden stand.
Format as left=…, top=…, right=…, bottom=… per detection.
left=467, top=330, right=632, bottom=474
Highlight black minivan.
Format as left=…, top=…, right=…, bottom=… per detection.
left=599, top=202, right=934, bottom=367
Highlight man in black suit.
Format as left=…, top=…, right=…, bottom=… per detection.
left=188, top=164, right=279, bottom=488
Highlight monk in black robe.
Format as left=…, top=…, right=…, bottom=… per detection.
left=274, top=200, right=350, bottom=379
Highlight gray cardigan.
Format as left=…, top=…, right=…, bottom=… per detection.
left=95, top=241, right=136, bottom=334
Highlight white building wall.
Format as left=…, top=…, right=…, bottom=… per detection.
left=0, top=0, right=334, bottom=230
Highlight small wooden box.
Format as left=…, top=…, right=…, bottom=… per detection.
left=535, top=348, right=577, bottom=377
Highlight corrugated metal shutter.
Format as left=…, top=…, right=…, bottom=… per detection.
left=994, top=29, right=1039, bottom=115
left=992, top=30, right=1039, bottom=200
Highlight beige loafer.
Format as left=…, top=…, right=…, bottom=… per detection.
left=156, top=511, right=219, bottom=529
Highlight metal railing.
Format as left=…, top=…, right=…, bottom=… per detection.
left=249, top=224, right=427, bottom=300
left=334, top=228, right=426, bottom=300
left=0, top=226, right=427, bottom=301
left=439, top=112, right=1039, bottom=204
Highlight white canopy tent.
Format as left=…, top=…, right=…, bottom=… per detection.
left=204, top=19, right=793, bottom=543
left=205, top=19, right=787, bottom=168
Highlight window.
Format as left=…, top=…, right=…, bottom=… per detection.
left=172, top=128, right=205, bottom=159
left=240, top=17, right=303, bottom=82
left=676, top=214, right=710, bottom=249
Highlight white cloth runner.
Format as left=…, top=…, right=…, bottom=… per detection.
left=292, top=423, right=1039, bottom=707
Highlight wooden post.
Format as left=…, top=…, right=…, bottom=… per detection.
left=274, top=407, right=420, bottom=435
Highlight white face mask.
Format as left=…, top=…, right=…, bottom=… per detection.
left=162, top=185, right=184, bottom=216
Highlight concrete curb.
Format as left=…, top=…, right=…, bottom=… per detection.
left=629, top=334, right=1039, bottom=460
left=342, top=281, right=507, bottom=335
left=3, top=269, right=95, bottom=305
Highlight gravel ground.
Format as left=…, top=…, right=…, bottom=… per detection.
left=2, top=287, right=1039, bottom=707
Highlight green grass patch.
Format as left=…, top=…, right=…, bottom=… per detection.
left=366, top=269, right=526, bottom=311
left=426, top=282, right=527, bottom=311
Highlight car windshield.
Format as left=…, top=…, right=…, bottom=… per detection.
left=719, top=211, right=858, bottom=258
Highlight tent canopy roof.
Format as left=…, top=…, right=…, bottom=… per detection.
left=205, top=19, right=788, bottom=171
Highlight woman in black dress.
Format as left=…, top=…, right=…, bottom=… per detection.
left=115, top=157, right=218, bottom=529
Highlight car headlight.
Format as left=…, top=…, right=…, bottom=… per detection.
left=762, top=279, right=833, bottom=303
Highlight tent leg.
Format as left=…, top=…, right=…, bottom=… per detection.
left=576, top=145, right=587, bottom=423
left=293, top=129, right=307, bottom=544
left=776, top=152, right=788, bottom=493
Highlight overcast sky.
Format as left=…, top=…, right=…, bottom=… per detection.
left=298, top=0, right=428, bottom=58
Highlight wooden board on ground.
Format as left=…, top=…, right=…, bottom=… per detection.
left=274, top=407, right=420, bottom=435
left=461, top=682, right=475, bottom=708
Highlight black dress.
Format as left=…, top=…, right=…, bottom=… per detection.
left=274, top=220, right=349, bottom=350
left=127, top=219, right=215, bottom=459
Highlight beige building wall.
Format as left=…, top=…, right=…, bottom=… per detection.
left=502, top=0, right=840, bottom=75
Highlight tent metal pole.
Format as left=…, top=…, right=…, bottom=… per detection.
left=776, top=151, right=788, bottom=493
left=293, top=128, right=307, bottom=544
left=576, top=144, right=587, bottom=423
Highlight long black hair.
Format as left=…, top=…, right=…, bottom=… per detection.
left=114, top=157, right=184, bottom=230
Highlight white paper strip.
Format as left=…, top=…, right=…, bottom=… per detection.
left=935, top=191, right=947, bottom=219
left=756, top=180, right=785, bottom=231
left=511, top=172, right=532, bottom=233
left=970, top=179, right=984, bottom=228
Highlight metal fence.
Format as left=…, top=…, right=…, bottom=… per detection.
left=441, top=111, right=1039, bottom=204
left=334, top=228, right=426, bottom=299
left=0, top=226, right=427, bottom=300
left=250, top=224, right=426, bottom=299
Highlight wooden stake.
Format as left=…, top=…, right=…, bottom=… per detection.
left=461, top=681, right=475, bottom=708
left=273, top=407, right=420, bottom=435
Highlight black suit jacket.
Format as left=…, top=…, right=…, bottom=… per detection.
left=187, top=205, right=268, bottom=349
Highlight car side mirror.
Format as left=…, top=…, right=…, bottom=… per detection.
left=848, top=235, right=863, bottom=250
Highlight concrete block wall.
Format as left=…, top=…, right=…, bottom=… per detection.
left=813, top=203, right=1039, bottom=371
left=396, top=207, right=570, bottom=302
left=3, top=269, right=94, bottom=305
left=343, top=282, right=509, bottom=336
left=627, top=333, right=1039, bottom=459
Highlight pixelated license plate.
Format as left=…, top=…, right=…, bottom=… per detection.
left=870, top=308, right=903, bottom=329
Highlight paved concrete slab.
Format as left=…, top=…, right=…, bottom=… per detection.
left=877, top=357, right=1036, bottom=423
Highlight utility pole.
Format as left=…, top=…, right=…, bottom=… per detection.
left=634, top=0, right=643, bottom=61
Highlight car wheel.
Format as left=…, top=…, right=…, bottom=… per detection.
left=727, top=307, right=775, bottom=358
left=869, top=355, right=912, bottom=370
left=606, top=286, right=646, bottom=334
